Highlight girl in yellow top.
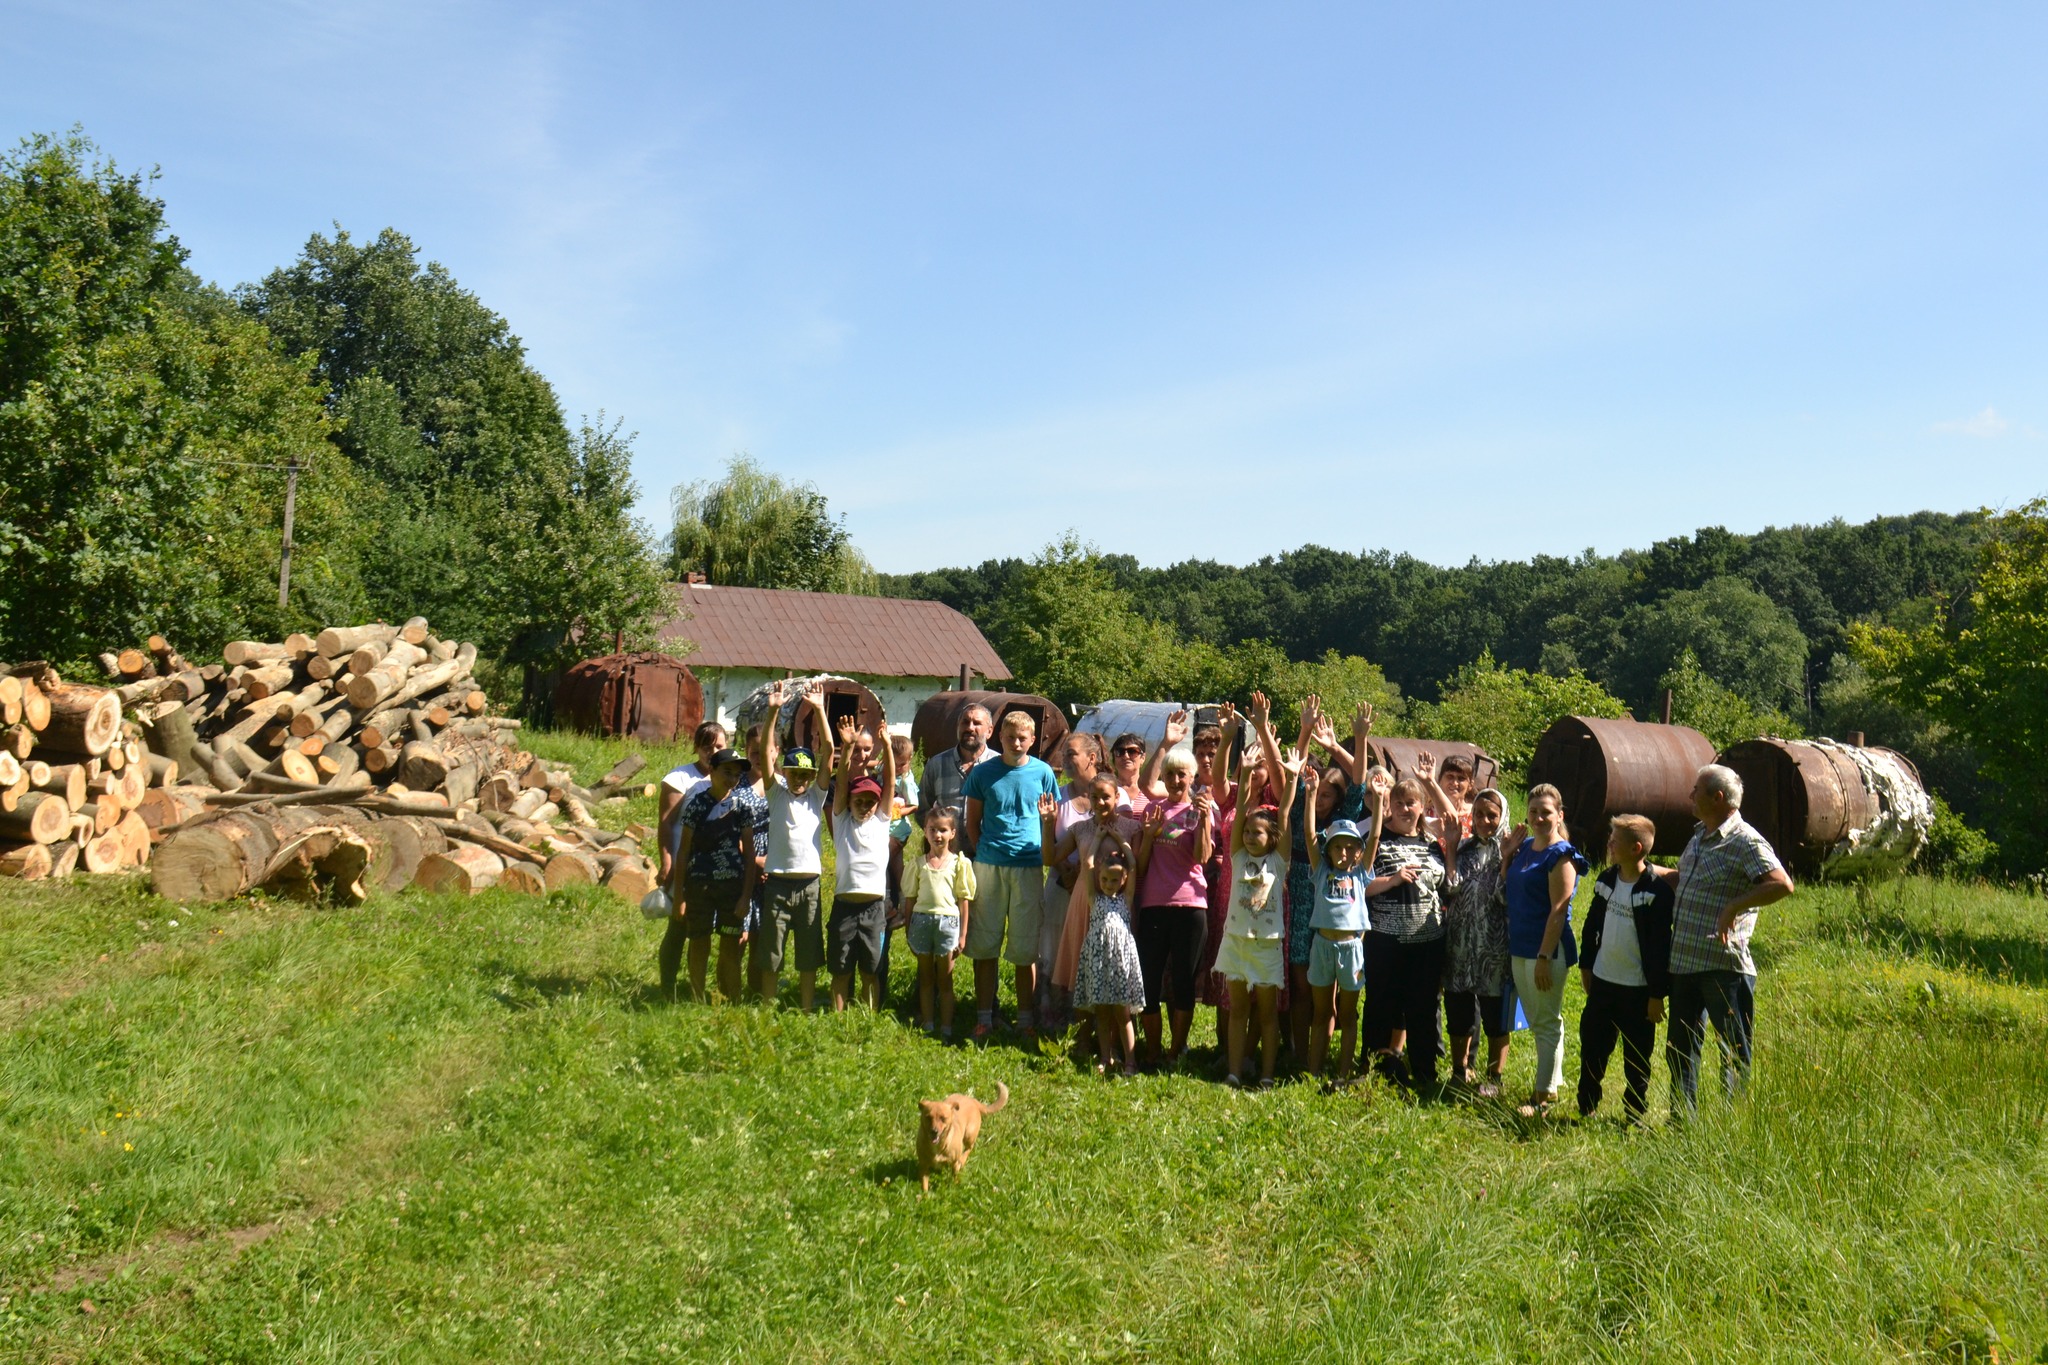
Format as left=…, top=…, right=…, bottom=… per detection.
left=905, top=809, right=977, bottom=1039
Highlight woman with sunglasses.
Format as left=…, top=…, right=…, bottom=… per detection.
left=1108, top=732, right=1152, bottom=815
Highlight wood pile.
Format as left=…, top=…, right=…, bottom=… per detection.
left=0, top=623, right=658, bottom=907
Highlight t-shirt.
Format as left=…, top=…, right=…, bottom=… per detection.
left=1135, top=801, right=1211, bottom=908
left=962, top=756, right=1061, bottom=868
left=1591, top=873, right=1653, bottom=987
left=1312, top=862, right=1370, bottom=934
left=1052, top=797, right=1141, bottom=879
left=832, top=808, right=892, bottom=898
left=677, top=784, right=766, bottom=883
left=1368, top=833, right=1449, bottom=943
left=766, top=777, right=827, bottom=877
left=1503, top=838, right=1588, bottom=961
left=662, top=762, right=712, bottom=854
left=1224, top=850, right=1286, bottom=939
left=905, top=851, right=977, bottom=917
left=890, top=773, right=920, bottom=844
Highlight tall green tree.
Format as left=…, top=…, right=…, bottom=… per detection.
left=1853, top=500, right=2048, bottom=870
left=238, top=228, right=668, bottom=685
left=0, top=132, right=364, bottom=662
left=1603, top=576, right=1811, bottom=714
left=667, top=455, right=875, bottom=594
left=1414, top=652, right=1629, bottom=779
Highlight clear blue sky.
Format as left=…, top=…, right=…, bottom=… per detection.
left=8, top=3, right=2047, bottom=573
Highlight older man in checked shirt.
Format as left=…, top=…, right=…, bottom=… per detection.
left=1662, top=763, right=1796, bottom=1116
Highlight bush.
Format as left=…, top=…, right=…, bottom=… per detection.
left=1413, top=651, right=1628, bottom=778
left=1921, top=795, right=2001, bottom=881
left=1659, top=648, right=1802, bottom=749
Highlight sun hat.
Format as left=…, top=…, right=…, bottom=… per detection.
left=1323, top=818, right=1364, bottom=847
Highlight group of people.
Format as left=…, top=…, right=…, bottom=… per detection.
left=656, top=685, right=1795, bottom=1120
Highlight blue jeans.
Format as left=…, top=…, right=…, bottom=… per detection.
left=1666, top=969, right=1755, bottom=1115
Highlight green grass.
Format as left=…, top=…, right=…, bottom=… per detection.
left=0, top=734, right=2043, bottom=1362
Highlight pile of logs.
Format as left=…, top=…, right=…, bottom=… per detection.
left=1, top=621, right=658, bottom=906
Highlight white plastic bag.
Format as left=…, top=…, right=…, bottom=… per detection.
left=639, top=886, right=674, bottom=920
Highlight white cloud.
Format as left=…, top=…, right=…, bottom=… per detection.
left=1931, top=405, right=2010, bottom=437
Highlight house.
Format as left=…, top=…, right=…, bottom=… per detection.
left=657, top=581, right=1011, bottom=732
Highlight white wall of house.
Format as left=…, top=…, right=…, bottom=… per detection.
left=696, top=667, right=945, bottom=735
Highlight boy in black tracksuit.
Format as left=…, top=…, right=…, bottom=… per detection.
left=1577, top=814, right=1674, bottom=1121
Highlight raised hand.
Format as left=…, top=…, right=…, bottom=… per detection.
left=1354, top=701, right=1375, bottom=739
left=803, top=679, right=827, bottom=708
left=1301, top=764, right=1321, bottom=796
left=1142, top=803, right=1167, bottom=838
left=767, top=679, right=787, bottom=708
left=1310, top=713, right=1341, bottom=752
left=1163, top=709, right=1190, bottom=747
left=1038, top=792, right=1060, bottom=821
left=1280, top=743, right=1307, bottom=777
left=1248, top=690, right=1271, bottom=726
left=1217, top=701, right=1239, bottom=734
left=1298, top=693, right=1321, bottom=741
left=1368, top=768, right=1394, bottom=799
left=1414, top=750, right=1436, bottom=781
left=1192, top=791, right=1214, bottom=820
left=834, top=713, right=857, bottom=744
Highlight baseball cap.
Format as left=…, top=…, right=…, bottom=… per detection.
left=707, top=747, right=745, bottom=771
left=1323, top=818, right=1364, bottom=847
left=850, top=776, right=884, bottom=802
left=781, top=746, right=817, bottom=773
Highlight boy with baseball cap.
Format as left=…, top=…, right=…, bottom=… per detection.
left=755, top=680, right=835, bottom=1010
left=829, top=711, right=898, bottom=1011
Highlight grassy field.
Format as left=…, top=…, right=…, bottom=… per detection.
left=1, top=733, right=2043, bottom=1362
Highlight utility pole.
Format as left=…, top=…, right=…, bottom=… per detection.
left=277, top=454, right=300, bottom=610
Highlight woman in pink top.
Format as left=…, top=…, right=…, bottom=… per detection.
left=1133, top=749, right=1215, bottom=1066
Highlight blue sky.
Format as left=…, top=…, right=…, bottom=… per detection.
left=8, top=3, right=2047, bottom=572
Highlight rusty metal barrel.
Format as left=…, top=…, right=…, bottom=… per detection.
left=1528, top=715, right=1717, bottom=858
left=911, top=690, right=1068, bottom=762
left=553, top=652, right=702, bottom=742
left=733, top=675, right=887, bottom=756
left=1716, top=737, right=1931, bottom=880
left=1366, top=737, right=1499, bottom=794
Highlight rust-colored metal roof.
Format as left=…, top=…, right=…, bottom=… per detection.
left=657, top=583, right=1010, bottom=680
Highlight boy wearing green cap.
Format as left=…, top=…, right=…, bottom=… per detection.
left=756, top=681, right=836, bottom=1010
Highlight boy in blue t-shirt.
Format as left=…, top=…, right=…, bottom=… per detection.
left=1302, top=765, right=1389, bottom=1085
left=962, top=711, right=1061, bottom=1039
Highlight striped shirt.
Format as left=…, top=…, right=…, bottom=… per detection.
left=1669, top=814, right=1784, bottom=976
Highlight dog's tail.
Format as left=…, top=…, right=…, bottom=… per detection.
left=979, top=1081, right=1009, bottom=1114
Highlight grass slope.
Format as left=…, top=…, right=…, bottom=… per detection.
left=0, top=735, right=2043, bottom=1362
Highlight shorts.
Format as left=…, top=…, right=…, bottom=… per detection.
left=1214, top=934, right=1285, bottom=990
left=683, top=876, right=747, bottom=940
left=1444, top=990, right=1510, bottom=1041
left=906, top=911, right=961, bottom=958
left=964, top=863, right=1043, bottom=965
left=1307, top=933, right=1366, bottom=992
left=751, top=875, right=823, bottom=976
left=828, top=896, right=887, bottom=976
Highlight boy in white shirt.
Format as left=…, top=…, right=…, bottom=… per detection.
left=829, top=712, right=898, bottom=1011
left=755, top=681, right=835, bottom=1010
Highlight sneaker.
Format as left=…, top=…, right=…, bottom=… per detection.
left=1257, top=1077, right=1276, bottom=1091
left=1224, top=1074, right=1242, bottom=1089
left=1476, top=1072, right=1503, bottom=1099
left=970, top=1022, right=994, bottom=1043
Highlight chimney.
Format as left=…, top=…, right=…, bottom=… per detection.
left=958, top=664, right=971, bottom=692
left=685, top=572, right=707, bottom=585
left=1660, top=689, right=1673, bottom=725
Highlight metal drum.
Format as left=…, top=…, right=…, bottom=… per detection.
left=552, top=652, right=702, bottom=742
left=1366, top=737, right=1500, bottom=794
left=1528, top=715, right=1717, bottom=858
left=733, top=675, right=887, bottom=756
left=1717, top=737, right=1931, bottom=880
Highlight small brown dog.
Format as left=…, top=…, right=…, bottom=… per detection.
left=916, top=1081, right=1009, bottom=1192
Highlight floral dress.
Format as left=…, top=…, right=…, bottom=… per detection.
left=1073, top=892, right=1145, bottom=1012
left=1443, top=836, right=1511, bottom=996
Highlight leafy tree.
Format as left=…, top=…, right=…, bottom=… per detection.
left=988, top=535, right=1184, bottom=709
left=1265, top=650, right=1405, bottom=740
left=1413, top=652, right=1629, bottom=779
left=1604, top=576, right=1810, bottom=714
left=239, top=228, right=669, bottom=689
left=1657, top=648, right=1799, bottom=750
left=1853, top=500, right=2048, bottom=871
left=0, top=132, right=365, bottom=662
left=668, top=455, right=875, bottom=594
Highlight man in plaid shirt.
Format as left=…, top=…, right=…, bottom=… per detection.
left=1665, top=763, right=1796, bottom=1116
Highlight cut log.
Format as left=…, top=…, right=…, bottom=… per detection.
left=283, top=633, right=317, bottom=658
left=261, top=824, right=374, bottom=904
left=82, top=832, right=125, bottom=874
left=306, top=653, right=338, bottom=682
left=139, top=704, right=204, bottom=782
left=78, top=801, right=119, bottom=837
left=397, top=741, right=447, bottom=791
left=315, top=623, right=396, bottom=658
left=601, top=857, right=655, bottom=903
left=223, top=640, right=291, bottom=667
left=89, top=766, right=147, bottom=808
left=1, top=725, right=30, bottom=758
left=414, top=844, right=503, bottom=895
left=40, top=683, right=121, bottom=755
left=360, top=816, right=447, bottom=891
left=507, top=787, right=549, bottom=821
left=497, top=860, right=546, bottom=896
left=444, top=760, right=481, bottom=809
left=322, top=742, right=361, bottom=784
left=115, top=811, right=150, bottom=865
left=543, top=849, right=602, bottom=890
left=0, top=791, right=70, bottom=844
left=400, top=616, right=431, bottom=645
left=267, top=749, right=319, bottom=786
left=219, top=691, right=299, bottom=746
left=361, top=743, right=399, bottom=775
left=273, top=682, right=329, bottom=722
left=358, top=711, right=411, bottom=750
left=135, top=787, right=209, bottom=839
left=0, top=842, right=53, bottom=880
left=347, top=638, right=392, bottom=676
left=591, top=752, right=648, bottom=797
left=0, top=753, right=16, bottom=787
left=303, top=701, right=356, bottom=743
left=236, top=662, right=297, bottom=701
left=145, top=754, right=179, bottom=787
left=19, top=679, right=50, bottom=732
left=345, top=643, right=429, bottom=710
left=427, top=637, right=457, bottom=662
left=47, top=841, right=79, bottom=878
left=116, top=647, right=151, bottom=677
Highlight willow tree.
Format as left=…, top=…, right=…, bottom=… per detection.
left=667, top=455, right=875, bottom=594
